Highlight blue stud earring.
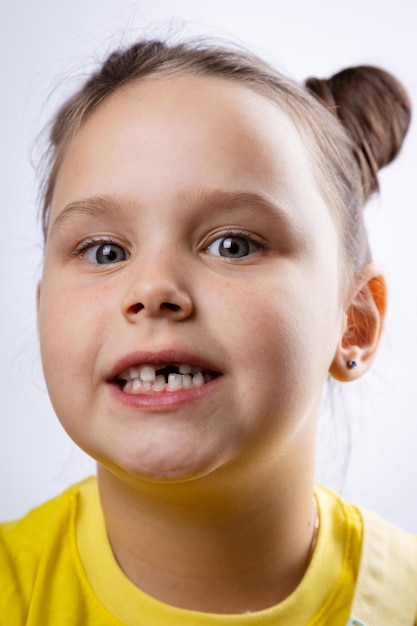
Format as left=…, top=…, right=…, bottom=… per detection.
left=347, top=360, right=357, bottom=369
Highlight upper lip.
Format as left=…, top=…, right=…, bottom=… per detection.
left=107, top=348, right=222, bottom=381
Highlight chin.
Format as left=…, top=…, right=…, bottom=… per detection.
left=105, top=441, right=222, bottom=485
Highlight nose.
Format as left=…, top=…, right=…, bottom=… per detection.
left=122, top=264, right=194, bottom=322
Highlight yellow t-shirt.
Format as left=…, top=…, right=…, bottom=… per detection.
left=0, top=478, right=367, bottom=625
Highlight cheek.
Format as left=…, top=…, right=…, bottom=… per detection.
left=38, top=277, right=110, bottom=389
left=221, top=272, right=341, bottom=380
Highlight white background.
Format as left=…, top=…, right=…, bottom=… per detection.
left=1, top=0, right=416, bottom=531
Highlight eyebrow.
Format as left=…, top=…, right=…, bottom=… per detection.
left=48, top=195, right=127, bottom=239
left=191, top=189, right=290, bottom=218
left=190, top=189, right=302, bottom=238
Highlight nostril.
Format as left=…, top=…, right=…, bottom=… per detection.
left=124, top=288, right=193, bottom=319
left=127, top=302, right=181, bottom=315
left=162, top=302, right=181, bottom=312
left=129, top=303, right=145, bottom=314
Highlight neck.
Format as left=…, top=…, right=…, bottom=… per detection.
left=97, top=456, right=317, bottom=614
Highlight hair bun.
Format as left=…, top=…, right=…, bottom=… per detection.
left=306, top=66, right=411, bottom=198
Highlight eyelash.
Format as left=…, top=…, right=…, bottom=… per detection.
left=204, top=230, right=264, bottom=259
left=72, top=237, right=128, bottom=262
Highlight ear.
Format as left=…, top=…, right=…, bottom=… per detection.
left=329, top=265, right=387, bottom=382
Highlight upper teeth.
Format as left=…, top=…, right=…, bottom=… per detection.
left=119, top=364, right=205, bottom=383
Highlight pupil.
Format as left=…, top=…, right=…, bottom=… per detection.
left=97, top=244, right=121, bottom=263
left=221, top=237, right=249, bottom=257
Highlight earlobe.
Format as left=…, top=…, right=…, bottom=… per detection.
left=329, top=266, right=387, bottom=382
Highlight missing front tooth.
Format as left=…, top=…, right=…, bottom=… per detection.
left=155, top=365, right=180, bottom=382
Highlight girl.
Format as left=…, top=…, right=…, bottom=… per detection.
left=0, top=38, right=415, bottom=625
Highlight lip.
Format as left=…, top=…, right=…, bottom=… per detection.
left=108, top=374, right=222, bottom=410
left=106, top=348, right=223, bottom=409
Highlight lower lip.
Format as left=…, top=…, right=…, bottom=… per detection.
left=107, top=376, right=223, bottom=411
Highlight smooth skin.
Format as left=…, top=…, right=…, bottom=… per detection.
left=37, top=75, right=385, bottom=613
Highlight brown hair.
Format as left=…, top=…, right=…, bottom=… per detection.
left=40, top=39, right=411, bottom=274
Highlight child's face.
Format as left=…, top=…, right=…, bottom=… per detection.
left=38, top=76, right=345, bottom=484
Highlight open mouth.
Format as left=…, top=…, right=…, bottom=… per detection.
left=113, top=363, right=220, bottom=394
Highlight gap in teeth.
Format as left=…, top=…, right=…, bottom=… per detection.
left=119, top=363, right=211, bottom=384
left=120, top=363, right=214, bottom=393
left=121, top=363, right=206, bottom=384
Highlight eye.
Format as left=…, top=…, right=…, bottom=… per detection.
left=82, top=241, right=128, bottom=265
left=206, top=235, right=260, bottom=259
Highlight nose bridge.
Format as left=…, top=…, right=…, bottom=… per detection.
left=122, top=235, right=193, bottom=321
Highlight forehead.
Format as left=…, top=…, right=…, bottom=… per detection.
left=51, top=74, right=326, bottom=223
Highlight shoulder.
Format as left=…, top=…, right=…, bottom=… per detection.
left=0, top=477, right=94, bottom=553
left=315, top=486, right=417, bottom=624
left=0, top=477, right=96, bottom=620
left=353, top=506, right=417, bottom=624
left=315, top=483, right=417, bottom=552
